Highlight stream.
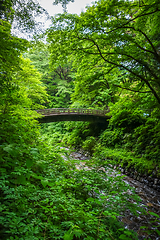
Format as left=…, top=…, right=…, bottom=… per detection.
left=68, top=150, right=160, bottom=240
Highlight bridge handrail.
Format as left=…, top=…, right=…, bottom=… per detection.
left=36, top=108, right=109, bottom=116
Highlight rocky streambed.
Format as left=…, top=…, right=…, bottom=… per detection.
left=69, top=150, right=160, bottom=240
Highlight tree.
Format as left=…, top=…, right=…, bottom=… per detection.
left=26, top=42, right=74, bottom=108
left=53, top=0, right=75, bottom=12
left=0, top=17, right=48, bottom=152
left=0, top=19, right=27, bottom=110
left=47, top=0, right=160, bottom=108
left=0, top=19, right=48, bottom=112
left=0, top=0, right=78, bottom=34
left=0, top=0, right=49, bottom=35
left=71, top=53, right=119, bottom=108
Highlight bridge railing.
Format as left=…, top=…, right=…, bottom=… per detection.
left=36, top=108, right=109, bottom=116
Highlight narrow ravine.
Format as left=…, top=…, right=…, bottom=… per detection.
left=68, top=150, right=160, bottom=240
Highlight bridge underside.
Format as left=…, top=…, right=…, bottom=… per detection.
left=38, top=114, right=110, bottom=123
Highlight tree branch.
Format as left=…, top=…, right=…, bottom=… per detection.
left=113, top=84, right=151, bottom=93
left=81, top=37, right=160, bottom=104
left=104, top=7, right=160, bottom=35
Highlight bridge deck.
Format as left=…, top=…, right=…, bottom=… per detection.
left=36, top=108, right=109, bottom=116
left=36, top=108, right=110, bottom=123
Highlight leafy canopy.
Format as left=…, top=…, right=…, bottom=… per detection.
left=47, top=0, right=160, bottom=108
left=26, top=42, right=74, bottom=108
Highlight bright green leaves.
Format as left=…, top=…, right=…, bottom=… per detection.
left=1, top=1, right=160, bottom=239
left=0, top=20, right=28, bottom=113
left=48, top=0, right=160, bottom=107
left=26, top=43, right=74, bottom=108
left=0, top=122, right=142, bottom=240
left=0, top=19, right=28, bottom=70
left=41, top=179, right=49, bottom=188
left=63, top=225, right=84, bottom=240
left=0, top=17, right=50, bottom=239
left=14, top=56, right=49, bottom=110
left=0, top=22, right=48, bottom=116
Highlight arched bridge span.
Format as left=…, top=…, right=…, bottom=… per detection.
left=36, top=108, right=110, bottom=123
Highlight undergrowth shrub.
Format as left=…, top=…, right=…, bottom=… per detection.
left=62, top=122, right=91, bottom=148
left=1, top=145, right=141, bottom=240
left=98, top=99, right=160, bottom=162
left=127, top=115, right=160, bottom=161
left=109, top=98, right=145, bottom=133
left=99, top=128, right=124, bottom=147
left=0, top=110, right=141, bottom=240
left=40, top=122, right=66, bottom=145
left=82, top=136, right=96, bottom=153
left=2, top=99, right=158, bottom=239
left=95, top=98, right=146, bottom=150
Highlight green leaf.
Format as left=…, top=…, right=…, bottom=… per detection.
left=26, top=173, right=31, bottom=179
left=140, top=226, right=146, bottom=229
left=63, top=234, right=73, bottom=240
left=87, top=197, right=95, bottom=202
left=41, top=179, right=49, bottom=188
left=9, top=237, right=14, bottom=240
left=100, top=195, right=107, bottom=199
left=31, top=173, right=43, bottom=180
left=17, top=175, right=27, bottom=185
left=26, top=159, right=33, bottom=168
left=0, top=168, right=6, bottom=173
left=47, top=182, right=55, bottom=187
left=74, top=229, right=83, bottom=237
left=148, top=211, right=160, bottom=218
left=119, top=234, right=129, bottom=240
left=156, top=229, right=160, bottom=236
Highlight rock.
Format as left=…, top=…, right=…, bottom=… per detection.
left=143, top=179, right=148, bottom=184
left=152, top=171, right=156, bottom=177
left=148, top=182, right=153, bottom=187
left=135, top=171, right=138, bottom=176
left=153, top=185, right=157, bottom=190
left=148, top=176, right=153, bottom=182
left=108, top=164, right=113, bottom=168
left=154, top=179, right=158, bottom=185
left=130, top=173, right=134, bottom=178
left=157, top=186, right=160, bottom=192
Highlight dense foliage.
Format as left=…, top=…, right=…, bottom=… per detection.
left=48, top=0, right=160, bottom=107
left=45, top=0, right=160, bottom=163
left=1, top=0, right=160, bottom=239
left=26, top=43, right=74, bottom=108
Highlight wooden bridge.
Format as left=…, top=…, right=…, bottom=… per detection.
left=36, top=108, right=110, bottom=123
